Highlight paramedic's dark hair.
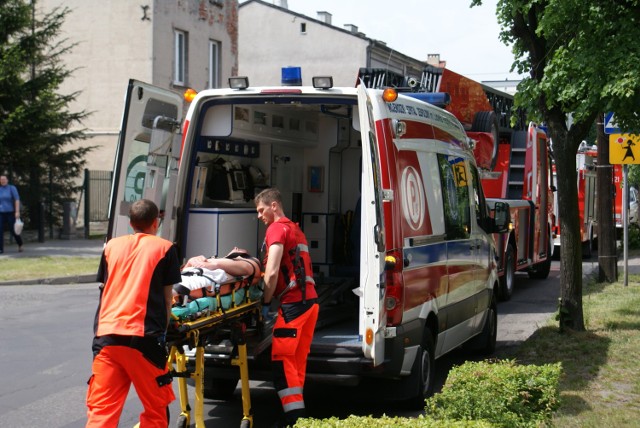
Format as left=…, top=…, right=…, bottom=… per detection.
left=254, top=187, right=282, bottom=206
left=129, top=199, right=159, bottom=231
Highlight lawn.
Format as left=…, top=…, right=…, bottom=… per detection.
left=0, top=256, right=100, bottom=282
left=509, top=276, right=640, bottom=427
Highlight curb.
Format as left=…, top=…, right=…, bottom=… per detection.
left=0, top=273, right=97, bottom=286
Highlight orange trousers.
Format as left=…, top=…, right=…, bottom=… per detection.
left=86, top=345, right=175, bottom=428
left=271, top=303, right=319, bottom=425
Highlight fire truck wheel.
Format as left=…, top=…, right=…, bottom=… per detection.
left=203, top=377, right=239, bottom=401
left=499, top=243, right=515, bottom=301
left=471, top=111, right=500, bottom=170
left=528, top=239, right=552, bottom=279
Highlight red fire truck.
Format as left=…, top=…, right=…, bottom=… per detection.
left=552, top=142, right=639, bottom=258
left=359, top=66, right=555, bottom=301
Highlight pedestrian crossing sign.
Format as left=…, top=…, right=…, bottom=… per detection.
left=610, top=133, right=640, bottom=164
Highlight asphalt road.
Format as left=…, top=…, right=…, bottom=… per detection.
left=0, top=259, right=573, bottom=428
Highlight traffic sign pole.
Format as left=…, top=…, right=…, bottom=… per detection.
left=623, top=165, right=629, bottom=286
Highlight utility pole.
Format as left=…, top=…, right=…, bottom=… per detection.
left=597, top=115, right=618, bottom=282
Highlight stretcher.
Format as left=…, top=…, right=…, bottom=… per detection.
left=166, top=275, right=265, bottom=428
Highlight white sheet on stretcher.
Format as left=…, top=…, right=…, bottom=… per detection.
left=179, top=267, right=231, bottom=292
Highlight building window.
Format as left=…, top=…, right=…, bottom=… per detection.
left=174, top=29, right=187, bottom=85
left=208, top=40, right=220, bottom=88
left=300, top=23, right=306, bottom=34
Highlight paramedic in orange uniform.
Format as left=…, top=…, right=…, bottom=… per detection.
left=86, top=199, right=182, bottom=428
left=255, top=188, right=319, bottom=427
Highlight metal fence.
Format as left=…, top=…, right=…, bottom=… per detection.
left=83, top=169, right=112, bottom=238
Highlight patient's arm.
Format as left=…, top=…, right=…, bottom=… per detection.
left=189, top=257, right=255, bottom=277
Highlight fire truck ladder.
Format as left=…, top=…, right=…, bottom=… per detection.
left=507, top=131, right=528, bottom=199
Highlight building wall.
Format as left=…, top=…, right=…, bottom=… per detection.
left=38, top=0, right=238, bottom=172
left=239, top=1, right=369, bottom=87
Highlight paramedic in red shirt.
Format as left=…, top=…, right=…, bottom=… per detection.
left=255, top=188, right=319, bottom=427
left=86, top=199, right=182, bottom=428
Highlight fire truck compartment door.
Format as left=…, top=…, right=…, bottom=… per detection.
left=356, top=83, right=387, bottom=366
left=108, top=79, right=183, bottom=240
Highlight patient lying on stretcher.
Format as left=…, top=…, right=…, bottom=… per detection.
left=173, top=247, right=262, bottom=301
left=171, top=247, right=263, bottom=321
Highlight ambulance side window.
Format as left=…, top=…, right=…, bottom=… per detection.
left=438, top=154, right=471, bottom=240
left=470, top=164, right=489, bottom=232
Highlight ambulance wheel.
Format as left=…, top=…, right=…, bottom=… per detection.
left=472, top=111, right=500, bottom=170
left=499, top=243, right=515, bottom=301
left=405, top=329, right=435, bottom=409
left=203, top=377, right=239, bottom=401
left=176, top=414, right=188, bottom=428
left=468, top=299, right=498, bottom=356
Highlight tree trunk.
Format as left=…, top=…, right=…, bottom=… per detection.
left=596, top=115, right=618, bottom=282
left=551, top=123, right=586, bottom=331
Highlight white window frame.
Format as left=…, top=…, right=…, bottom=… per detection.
left=208, top=40, right=220, bottom=89
left=174, top=29, right=187, bottom=85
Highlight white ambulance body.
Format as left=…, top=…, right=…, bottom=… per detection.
left=108, top=77, right=508, bottom=404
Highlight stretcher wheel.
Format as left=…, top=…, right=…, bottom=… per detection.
left=176, top=414, right=188, bottom=428
left=240, top=418, right=251, bottom=428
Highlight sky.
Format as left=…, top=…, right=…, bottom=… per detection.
left=244, top=0, right=523, bottom=82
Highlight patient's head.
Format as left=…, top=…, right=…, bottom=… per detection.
left=226, top=247, right=249, bottom=258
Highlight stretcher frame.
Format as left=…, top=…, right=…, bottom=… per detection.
left=167, top=276, right=263, bottom=428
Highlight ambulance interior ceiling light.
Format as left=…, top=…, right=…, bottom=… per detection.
left=229, top=76, right=249, bottom=90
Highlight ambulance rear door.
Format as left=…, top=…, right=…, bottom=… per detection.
left=356, top=83, right=388, bottom=366
left=108, top=79, right=183, bottom=241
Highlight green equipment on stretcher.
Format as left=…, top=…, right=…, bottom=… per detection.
left=171, top=284, right=263, bottom=321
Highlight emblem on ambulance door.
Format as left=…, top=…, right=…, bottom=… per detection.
left=401, top=166, right=425, bottom=231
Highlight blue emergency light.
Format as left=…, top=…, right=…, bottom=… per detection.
left=404, top=92, right=451, bottom=108
left=282, top=66, right=302, bottom=86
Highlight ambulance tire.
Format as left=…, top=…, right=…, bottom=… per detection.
left=499, top=243, right=515, bottom=301
left=404, top=329, right=436, bottom=409
left=471, top=111, right=500, bottom=171
left=465, top=299, right=498, bottom=356
left=203, top=377, right=238, bottom=401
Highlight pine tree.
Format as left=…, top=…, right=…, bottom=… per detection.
left=0, top=0, right=91, bottom=233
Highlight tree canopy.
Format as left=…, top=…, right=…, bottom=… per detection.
left=472, top=0, right=640, bottom=330
left=0, top=0, right=91, bottom=230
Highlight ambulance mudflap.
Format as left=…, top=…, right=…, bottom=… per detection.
left=108, top=79, right=183, bottom=241
left=356, top=84, right=387, bottom=366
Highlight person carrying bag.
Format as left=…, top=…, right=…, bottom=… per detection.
left=0, top=174, right=24, bottom=253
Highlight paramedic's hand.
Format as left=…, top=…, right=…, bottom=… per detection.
left=261, top=304, right=276, bottom=323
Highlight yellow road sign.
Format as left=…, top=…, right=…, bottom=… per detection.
left=610, top=134, right=640, bottom=164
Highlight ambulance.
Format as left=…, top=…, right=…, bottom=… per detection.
left=107, top=71, right=509, bottom=405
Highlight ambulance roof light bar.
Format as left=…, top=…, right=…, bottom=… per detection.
left=229, top=76, right=249, bottom=90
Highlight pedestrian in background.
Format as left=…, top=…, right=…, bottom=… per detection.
left=255, top=188, right=319, bottom=427
left=0, top=174, right=23, bottom=254
left=86, top=199, right=182, bottom=428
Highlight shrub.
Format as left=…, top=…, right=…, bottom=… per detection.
left=294, top=414, right=495, bottom=428
left=424, top=359, right=561, bottom=428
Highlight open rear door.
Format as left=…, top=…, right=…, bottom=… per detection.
left=108, top=80, right=183, bottom=241
left=356, top=84, right=387, bottom=366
